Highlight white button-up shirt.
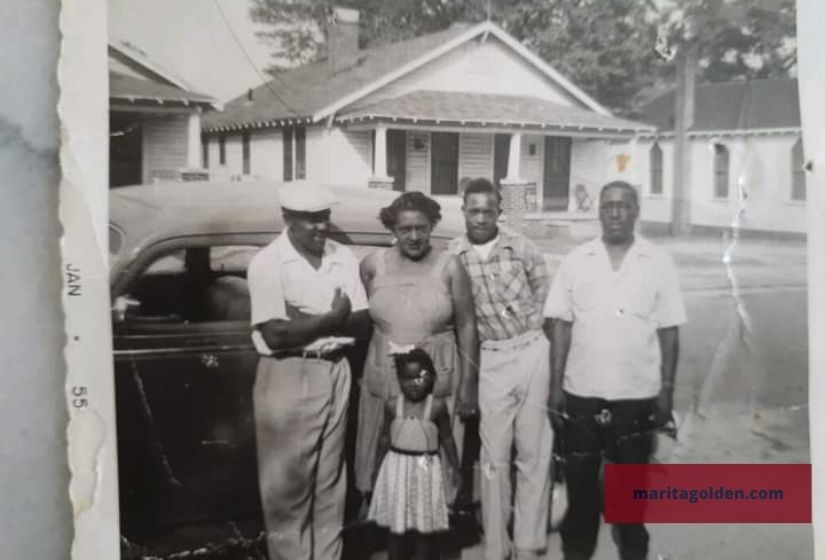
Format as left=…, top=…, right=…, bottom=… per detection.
left=543, top=236, right=687, bottom=400
left=247, top=230, right=368, bottom=355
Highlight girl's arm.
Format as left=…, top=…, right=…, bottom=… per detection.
left=434, top=398, right=460, bottom=480
left=374, top=400, right=394, bottom=486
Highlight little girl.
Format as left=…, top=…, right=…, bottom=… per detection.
left=369, top=347, right=461, bottom=560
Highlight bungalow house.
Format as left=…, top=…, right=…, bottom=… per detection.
left=635, top=78, right=805, bottom=235
left=201, top=9, right=653, bottom=220
left=109, top=38, right=217, bottom=187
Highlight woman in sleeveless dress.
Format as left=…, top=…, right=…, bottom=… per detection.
left=356, top=192, right=479, bottom=500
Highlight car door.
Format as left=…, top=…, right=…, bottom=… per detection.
left=112, top=235, right=268, bottom=537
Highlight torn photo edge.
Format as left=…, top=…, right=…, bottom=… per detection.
left=60, top=0, right=121, bottom=558
left=57, top=0, right=824, bottom=557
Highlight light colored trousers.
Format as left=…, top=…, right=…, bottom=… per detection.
left=254, top=355, right=351, bottom=560
left=479, top=330, right=554, bottom=560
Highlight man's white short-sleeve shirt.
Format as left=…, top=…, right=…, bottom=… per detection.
left=247, top=230, right=368, bottom=354
left=543, top=236, right=686, bottom=400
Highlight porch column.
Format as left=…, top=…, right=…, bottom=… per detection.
left=186, top=111, right=201, bottom=168
left=505, top=131, right=522, bottom=181
left=500, top=131, right=537, bottom=234
left=369, top=123, right=394, bottom=189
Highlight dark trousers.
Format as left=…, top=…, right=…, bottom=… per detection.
left=560, top=392, right=656, bottom=560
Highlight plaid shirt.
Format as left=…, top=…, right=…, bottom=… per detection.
left=449, top=230, right=551, bottom=342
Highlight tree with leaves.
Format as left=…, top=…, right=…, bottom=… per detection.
left=250, top=0, right=796, bottom=113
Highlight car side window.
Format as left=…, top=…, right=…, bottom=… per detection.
left=115, top=242, right=385, bottom=330
left=117, top=245, right=259, bottom=326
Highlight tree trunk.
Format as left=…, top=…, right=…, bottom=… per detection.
left=671, top=44, right=697, bottom=236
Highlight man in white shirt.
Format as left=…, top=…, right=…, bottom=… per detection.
left=543, top=181, right=686, bottom=560
left=247, top=184, right=371, bottom=560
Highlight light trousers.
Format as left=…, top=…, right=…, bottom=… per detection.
left=254, top=355, right=351, bottom=560
left=479, top=330, right=553, bottom=560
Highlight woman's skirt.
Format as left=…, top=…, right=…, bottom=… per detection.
left=368, top=450, right=450, bottom=535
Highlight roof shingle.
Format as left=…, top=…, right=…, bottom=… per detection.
left=110, top=71, right=215, bottom=106
left=337, top=90, right=652, bottom=132
left=635, top=78, right=800, bottom=132
left=201, top=24, right=480, bottom=130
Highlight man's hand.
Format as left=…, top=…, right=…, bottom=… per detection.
left=652, top=387, right=674, bottom=428
left=330, top=287, right=352, bottom=322
left=455, top=378, right=479, bottom=419
left=547, top=389, right=566, bottom=431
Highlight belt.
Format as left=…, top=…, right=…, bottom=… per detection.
left=273, top=348, right=347, bottom=362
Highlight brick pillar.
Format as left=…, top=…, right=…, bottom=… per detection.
left=500, top=178, right=537, bottom=232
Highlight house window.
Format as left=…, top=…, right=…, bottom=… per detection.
left=282, top=125, right=306, bottom=181
left=283, top=127, right=293, bottom=181
left=242, top=131, right=251, bottom=175
left=713, top=143, right=729, bottom=199
left=201, top=134, right=209, bottom=169
left=791, top=138, right=806, bottom=201
left=650, top=142, right=663, bottom=195
left=219, top=134, right=226, bottom=165
left=295, top=126, right=306, bottom=180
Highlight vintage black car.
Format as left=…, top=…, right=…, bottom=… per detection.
left=109, top=180, right=463, bottom=555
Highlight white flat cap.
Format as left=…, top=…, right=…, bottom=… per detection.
left=278, top=183, right=338, bottom=212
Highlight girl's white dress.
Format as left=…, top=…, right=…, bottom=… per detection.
left=368, top=394, right=450, bottom=534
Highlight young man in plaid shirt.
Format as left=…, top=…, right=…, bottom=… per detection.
left=449, top=178, right=553, bottom=560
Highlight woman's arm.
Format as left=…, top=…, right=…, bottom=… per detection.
left=434, top=398, right=460, bottom=471
left=374, top=400, right=394, bottom=486
left=447, top=255, right=480, bottom=418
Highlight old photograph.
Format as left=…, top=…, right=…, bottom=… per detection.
left=97, top=0, right=812, bottom=558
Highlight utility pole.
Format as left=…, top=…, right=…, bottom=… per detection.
left=671, top=44, right=697, bottom=236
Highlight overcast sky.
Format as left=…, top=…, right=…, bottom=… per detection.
left=109, top=0, right=279, bottom=102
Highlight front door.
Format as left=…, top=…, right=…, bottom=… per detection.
left=543, top=136, right=572, bottom=211
left=387, top=129, right=407, bottom=192
left=431, top=132, right=459, bottom=195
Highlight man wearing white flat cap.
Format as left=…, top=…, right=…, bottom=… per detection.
left=247, top=183, right=371, bottom=560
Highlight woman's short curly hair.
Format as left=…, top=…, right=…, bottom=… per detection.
left=378, top=191, right=442, bottom=230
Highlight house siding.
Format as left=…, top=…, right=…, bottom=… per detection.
left=325, top=128, right=373, bottom=186
left=638, top=135, right=806, bottom=233
left=249, top=129, right=283, bottom=179
left=142, top=114, right=189, bottom=182
left=406, top=131, right=431, bottom=193
left=357, top=36, right=587, bottom=110
left=519, top=134, right=544, bottom=196
left=458, top=133, right=493, bottom=181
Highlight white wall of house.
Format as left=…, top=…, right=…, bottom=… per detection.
left=142, top=114, right=189, bottom=182
left=324, top=128, right=373, bottom=186
left=249, top=130, right=283, bottom=179
left=406, top=131, right=431, bottom=193
left=636, top=134, right=806, bottom=233
left=459, top=132, right=494, bottom=180
left=359, top=36, right=587, bottom=109
left=519, top=134, right=544, bottom=194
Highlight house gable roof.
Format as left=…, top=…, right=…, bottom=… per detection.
left=203, top=21, right=610, bottom=132
left=109, top=39, right=218, bottom=109
left=636, top=78, right=800, bottom=133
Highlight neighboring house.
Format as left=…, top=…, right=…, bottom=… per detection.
left=201, top=10, right=653, bottom=213
left=635, top=78, right=805, bottom=234
left=109, top=39, right=217, bottom=187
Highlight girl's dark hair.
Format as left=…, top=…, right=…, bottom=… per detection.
left=394, top=347, right=438, bottom=378
left=378, top=191, right=442, bottom=230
